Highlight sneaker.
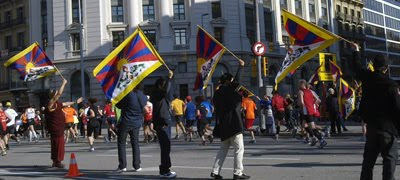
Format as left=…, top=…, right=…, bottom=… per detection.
left=249, top=139, right=256, bottom=144
left=233, top=173, right=250, bottom=179
left=310, top=137, right=318, bottom=146
left=160, top=171, right=177, bottom=179
left=318, top=140, right=328, bottom=149
left=115, top=168, right=127, bottom=173
left=132, top=167, right=142, bottom=172
left=174, top=135, right=179, bottom=140
left=1, top=150, right=7, bottom=156
left=274, top=134, right=279, bottom=140
left=54, top=163, right=65, bottom=168
left=208, top=135, right=214, bottom=143
left=210, top=172, right=223, bottom=179
left=303, top=137, right=310, bottom=144
left=89, top=147, right=95, bottom=152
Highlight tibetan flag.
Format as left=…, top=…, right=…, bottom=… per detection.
left=237, top=85, right=260, bottom=100
left=194, top=26, right=225, bottom=90
left=275, top=9, right=339, bottom=90
left=329, top=60, right=342, bottom=82
left=93, top=28, right=163, bottom=104
left=308, top=66, right=321, bottom=85
left=338, top=78, right=356, bottom=119
left=4, top=42, right=56, bottom=81
left=367, top=60, right=374, bottom=72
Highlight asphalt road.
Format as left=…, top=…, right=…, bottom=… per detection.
left=0, top=126, right=399, bottom=180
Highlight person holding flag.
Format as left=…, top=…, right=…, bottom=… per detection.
left=351, top=43, right=400, bottom=180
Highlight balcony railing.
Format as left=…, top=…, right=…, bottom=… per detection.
left=0, top=17, right=26, bottom=30
left=174, top=44, right=189, bottom=50
left=9, top=81, right=27, bottom=90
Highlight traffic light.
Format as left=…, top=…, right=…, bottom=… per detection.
left=263, top=57, right=268, bottom=77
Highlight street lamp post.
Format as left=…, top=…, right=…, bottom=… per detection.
left=201, top=13, right=209, bottom=27
left=78, top=0, right=86, bottom=100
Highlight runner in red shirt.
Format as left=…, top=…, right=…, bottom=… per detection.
left=0, top=103, right=8, bottom=156
left=298, top=80, right=327, bottom=149
left=272, top=91, right=287, bottom=140
left=104, top=100, right=117, bottom=142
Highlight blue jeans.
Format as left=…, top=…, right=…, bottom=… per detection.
left=155, top=125, right=171, bottom=174
left=117, top=124, right=141, bottom=169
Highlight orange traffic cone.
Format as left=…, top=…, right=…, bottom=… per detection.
left=65, top=153, right=83, bottom=178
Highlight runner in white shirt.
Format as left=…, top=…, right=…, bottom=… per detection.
left=25, top=106, right=38, bottom=143
left=4, top=102, right=20, bottom=149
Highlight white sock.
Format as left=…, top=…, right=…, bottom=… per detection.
left=29, top=131, right=33, bottom=141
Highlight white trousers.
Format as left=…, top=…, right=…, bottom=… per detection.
left=212, top=133, right=244, bottom=176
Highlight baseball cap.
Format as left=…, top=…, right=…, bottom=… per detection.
left=5, top=102, right=11, bottom=107
left=373, top=54, right=388, bottom=69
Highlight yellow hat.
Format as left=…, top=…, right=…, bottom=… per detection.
left=5, top=102, right=11, bottom=107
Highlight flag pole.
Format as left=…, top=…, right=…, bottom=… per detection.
left=53, top=65, right=65, bottom=80
left=197, top=25, right=242, bottom=62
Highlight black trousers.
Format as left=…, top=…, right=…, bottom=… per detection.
left=329, top=112, right=341, bottom=133
left=155, top=125, right=172, bottom=174
left=117, top=125, right=141, bottom=169
left=361, top=129, right=398, bottom=180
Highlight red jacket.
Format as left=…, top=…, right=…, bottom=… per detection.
left=0, top=111, right=7, bottom=131
left=272, top=94, right=287, bottom=112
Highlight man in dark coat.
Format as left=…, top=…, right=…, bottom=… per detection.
left=352, top=43, right=400, bottom=180
left=326, top=88, right=341, bottom=134
left=210, top=59, right=250, bottom=180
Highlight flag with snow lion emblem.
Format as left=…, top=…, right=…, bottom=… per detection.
left=275, top=9, right=339, bottom=90
left=4, top=42, right=56, bottom=82
left=194, top=26, right=226, bottom=90
left=93, top=28, right=163, bottom=104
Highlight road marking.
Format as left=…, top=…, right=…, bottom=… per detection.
left=172, top=166, right=233, bottom=170
left=227, top=157, right=301, bottom=161
left=95, top=154, right=153, bottom=157
left=0, top=169, right=64, bottom=175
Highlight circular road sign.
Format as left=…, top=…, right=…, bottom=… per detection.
left=252, top=42, right=267, bottom=56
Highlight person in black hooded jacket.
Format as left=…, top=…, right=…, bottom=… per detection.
left=150, top=70, right=177, bottom=179
left=210, top=59, right=250, bottom=180
left=351, top=43, right=400, bottom=180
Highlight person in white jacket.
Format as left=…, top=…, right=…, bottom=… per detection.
left=4, top=102, right=20, bottom=149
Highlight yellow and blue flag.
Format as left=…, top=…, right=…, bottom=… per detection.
left=275, top=9, right=339, bottom=89
left=4, top=42, right=56, bottom=81
left=93, top=28, right=163, bottom=104
left=194, top=26, right=225, bottom=90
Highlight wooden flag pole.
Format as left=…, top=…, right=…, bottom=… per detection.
left=53, top=65, right=65, bottom=80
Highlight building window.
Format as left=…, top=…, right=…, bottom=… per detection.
left=178, top=62, right=187, bottom=73
left=336, top=5, right=341, bottom=13
left=351, top=9, right=355, bottom=17
left=321, top=0, right=328, bottom=20
left=388, top=42, right=400, bottom=52
left=71, top=0, right=82, bottom=23
left=294, top=0, right=302, bottom=17
left=16, top=7, right=24, bottom=22
left=264, top=11, right=273, bottom=42
left=309, top=0, right=316, bottom=23
left=112, top=31, right=124, bottom=47
left=365, top=37, right=386, bottom=51
left=5, top=11, right=11, bottom=25
left=111, top=0, right=124, bottom=22
left=387, top=29, right=400, bottom=41
left=143, top=29, right=156, bottom=45
left=5, top=35, right=12, bottom=50
left=212, top=1, right=221, bottom=19
left=214, top=27, right=223, bottom=43
left=143, top=0, right=155, bottom=21
left=365, top=24, right=385, bottom=38
left=245, top=5, right=255, bottom=45
left=280, top=0, right=288, bottom=10
left=174, top=28, right=187, bottom=46
left=344, top=7, right=348, bottom=15
left=357, top=11, right=361, bottom=18
left=41, top=0, right=48, bottom=39
left=17, top=32, right=24, bottom=48
left=173, top=0, right=185, bottom=20
left=71, top=33, right=80, bottom=55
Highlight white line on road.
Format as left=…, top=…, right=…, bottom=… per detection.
left=227, top=157, right=301, bottom=161
left=95, top=154, right=153, bottom=157
left=0, top=169, right=64, bottom=175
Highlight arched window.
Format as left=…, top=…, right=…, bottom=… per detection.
left=70, top=71, right=90, bottom=101
left=211, top=63, right=229, bottom=84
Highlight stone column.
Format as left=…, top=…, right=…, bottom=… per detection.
left=127, top=0, right=141, bottom=34
left=158, top=0, right=173, bottom=52
left=273, top=0, right=283, bottom=45
left=303, top=0, right=310, bottom=21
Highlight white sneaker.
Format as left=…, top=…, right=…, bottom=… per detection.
left=115, top=168, right=127, bottom=173
left=132, top=167, right=142, bottom=172
left=89, top=147, right=95, bottom=152
left=160, top=171, right=177, bottom=179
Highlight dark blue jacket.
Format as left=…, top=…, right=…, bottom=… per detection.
left=116, top=90, right=148, bottom=127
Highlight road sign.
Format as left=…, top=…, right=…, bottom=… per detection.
left=252, top=42, right=266, bottom=56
